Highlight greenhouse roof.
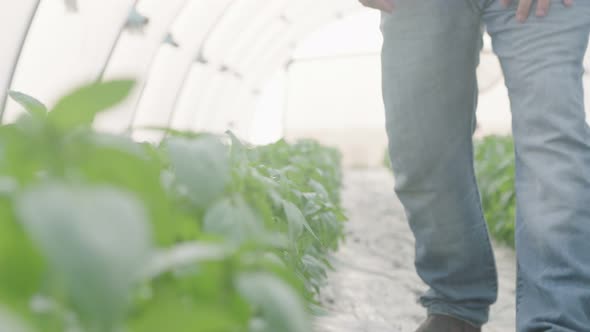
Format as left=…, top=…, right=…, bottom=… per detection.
left=1, top=0, right=360, bottom=139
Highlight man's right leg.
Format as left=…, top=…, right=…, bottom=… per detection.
left=380, top=0, right=497, bottom=327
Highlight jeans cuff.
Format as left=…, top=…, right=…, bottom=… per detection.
left=425, top=303, right=488, bottom=327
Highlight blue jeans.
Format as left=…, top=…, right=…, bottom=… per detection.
left=381, top=1, right=590, bottom=330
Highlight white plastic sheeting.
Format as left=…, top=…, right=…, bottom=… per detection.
left=0, top=0, right=377, bottom=140
left=170, top=0, right=360, bottom=140
left=2, top=0, right=136, bottom=122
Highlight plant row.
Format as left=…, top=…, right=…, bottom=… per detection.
left=474, top=136, right=515, bottom=247
left=0, top=80, right=346, bottom=332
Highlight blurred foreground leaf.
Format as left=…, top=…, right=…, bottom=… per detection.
left=203, top=195, right=266, bottom=245
left=166, top=136, right=230, bottom=208
left=15, top=183, right=152, bottom=331
left=0, top=307, right=33, bottom=332
left=48, top=80, right=134, bottom=131
left=8, top=91, right=47, bottom=119
left=237, top=272, right=311, bottom=332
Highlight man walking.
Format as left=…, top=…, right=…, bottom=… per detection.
left=359, top=0, right=590, bottom=331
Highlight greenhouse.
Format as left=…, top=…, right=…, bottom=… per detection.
left=2, top=1, right=590, bottom=331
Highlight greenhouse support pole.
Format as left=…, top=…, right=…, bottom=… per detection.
left=282, top=58, right=293, bottom=139
left=96, top=0, right=140, bottom=82
left=0, top=0, right=41, bottom=122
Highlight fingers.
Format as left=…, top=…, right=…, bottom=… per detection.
left=376, top=0, right=395, bottom=12
left=501, top=0, right=573, bottom=23
left=516, top=0, right=533, bottom=22
left=536, top=0, right=550, bottom=17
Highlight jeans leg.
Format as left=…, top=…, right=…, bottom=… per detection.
left=484, top=2, right=590, bottom=331
left=381, top=0, right=498, bottom=326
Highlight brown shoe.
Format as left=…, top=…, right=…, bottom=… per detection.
left=415, top=314, right=481, bottom=332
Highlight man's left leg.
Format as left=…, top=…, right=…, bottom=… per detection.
left=484, top=2, right=590, bottom=331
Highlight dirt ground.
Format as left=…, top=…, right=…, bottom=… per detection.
left=314, top=169, right=517, bottom=332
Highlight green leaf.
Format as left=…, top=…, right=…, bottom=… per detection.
left=15, top=182, right=152, bottom=330
left=236, top=272, right=312, bottom=332
left=134, top=126, right=206, bottom=139
left=283, top=200, right=318, bottom=241
left=0, top=307, right=33, bottom=332
left=166, top=136, right=230, bottom=208
left=308, top=179, right=329, bottom=200
left=0, top=197, right=45, bottom=322
left=69, top=144, right=173, bottom=245
left=7, top=91, right=47, bottom=119
left=202, top=196, right=266, bottom=244
left=48, top=80, right=134, bottom=131
left=226, top=130, right=246, bottom=151
left=127, top=290, right=246, bottom=332
left=0, top=124, right=51, bottom=184
left=144, top=242, right=231, bottom=278
left=226, top=130, right=249, bottom=163
left=88, top=132, right=146, bottom=157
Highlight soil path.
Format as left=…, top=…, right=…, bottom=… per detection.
left=314, top=169, right=516, bottom=332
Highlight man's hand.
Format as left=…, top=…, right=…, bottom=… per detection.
left=501, top=0, right=573, bottom=22
left=358, top=0, right=395, bottom=13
